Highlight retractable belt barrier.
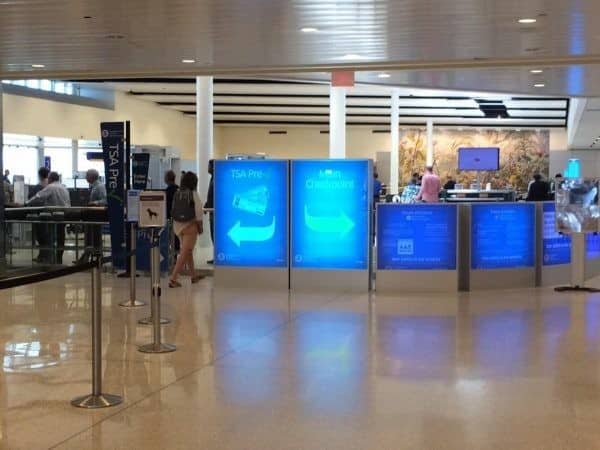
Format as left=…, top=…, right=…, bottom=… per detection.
left=0, top=256, right=123, bottom=409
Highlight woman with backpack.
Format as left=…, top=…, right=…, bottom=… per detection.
left=169, top=171, right=204, bottom=287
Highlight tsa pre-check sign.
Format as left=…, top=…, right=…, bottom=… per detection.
left=214, top=160, right=288, bottom=268
left=291, top=160, right=370, bottom=270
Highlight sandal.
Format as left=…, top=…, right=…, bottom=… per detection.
left=168, top=279, right=182, bottom=288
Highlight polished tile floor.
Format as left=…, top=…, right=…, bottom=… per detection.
left=1, top=273, right=600, bottom=449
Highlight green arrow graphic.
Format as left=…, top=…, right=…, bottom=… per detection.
left=304, top=205, right=354, bottom=235
left=228, top=216, right=276, bottom=247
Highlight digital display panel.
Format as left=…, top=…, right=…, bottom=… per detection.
left=458, top=147, right=500, bottom=171
left=471, top=203, right=535, bottom=269
left=377, top=204, right=457, bottom=270
left=291, top=160, right=370, bottom=270
left=543, top=202, right=571, bottom=266
left=214, top=160, right=288, bottom=267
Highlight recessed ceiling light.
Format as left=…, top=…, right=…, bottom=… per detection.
left=31, top=64, right=45, bottom=68
left=300, top=27, right=318, bottom=33
left=518, top=18, right=537, bottom=24
left=534, top=83, right=546, bottom=88
left=530, top=69, right=544, bottom=74
left=181, top=59, right=196, bottom=64
left=340, top=54, right=362, bottom=60
left=377, top=73, right=391, bottom=79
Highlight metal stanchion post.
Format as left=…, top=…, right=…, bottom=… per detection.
left=120, top=222, right=145, bottom=308
left=139, top=229, right=176, bottom=353
left=72, top=257, right=123, bottom=408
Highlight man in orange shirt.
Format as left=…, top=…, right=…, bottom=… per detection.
left=417, top=166, right=441, bottom=203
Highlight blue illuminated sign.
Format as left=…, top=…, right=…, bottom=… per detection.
left=471, top=203, right=535, bottom=270
left=587, top=234, right=600, bottom=260
left=543, top=202, right=571, bottom=266
left=214, top=160, right=288, bottom=267
left=291, top=160, right=370, bottom=270
left=377, top=204, right=457, bottom=270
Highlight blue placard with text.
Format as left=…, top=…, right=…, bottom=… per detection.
left=291, top=160, right=370, bottom=270
left=377, top=204, right=457, bottom=270
left=587, top=234, right=600, bottom=260
left=543, top=202, right=571, bottom=266
left=471, top=203, right=535, bottom=270
left=214, top=160, right=288, bottom=267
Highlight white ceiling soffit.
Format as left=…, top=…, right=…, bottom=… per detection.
left=0, top=0, right=597, bottom=97
left=87, top=78, right=568, bottom=128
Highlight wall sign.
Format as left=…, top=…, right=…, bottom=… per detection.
left=471, top=203, right=535, bottom=270
left=214, top=160, right=288, bottom=267
left=377, top=204, right=457, bottom=270
left=291, top=160, right=370, bottom=270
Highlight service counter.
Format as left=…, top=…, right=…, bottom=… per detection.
left=376, top=201, right=598, bottom=293
left=445, top=189, right=516, bottom=203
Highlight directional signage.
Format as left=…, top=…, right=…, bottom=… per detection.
left=291, top=160, right=370, bottom=270
left=377, top=204, right=457, bottom=270
left=214, top=160, right=288, bottom=267
left=471, top=203, right=535, bottom=270
left=543, top=202, right=571, bottom=266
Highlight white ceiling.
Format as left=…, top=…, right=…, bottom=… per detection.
left=0, top=0, right=599, bottom=97
left=87, top=78, right=568, bottom=128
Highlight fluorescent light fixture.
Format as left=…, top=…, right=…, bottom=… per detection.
left=340, top=54, right=362, bottom=60
left=31, top=64, right=45, bottom=68
left=377, top=73, right=391, bottom=79
left=301, top=27, right=318, bottom=33
left=181, top=59, right=195, bottom=64
left=530, top=69, right=544, bottom=74
left=518, top=18, right=537, bottom=24
left=534, top=83, right=546, bottom=88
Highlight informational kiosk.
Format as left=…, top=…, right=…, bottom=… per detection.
left=466, top=203, right=536, bottom=290
left=214, top=160, right=289, bottom=289
left=539, top=202, right=572, bottom=286
left=290, top=160, right=371, bottom=292
left=376, top=204, right=458, bottom=292
left=585, top=233, right=600, bottom=280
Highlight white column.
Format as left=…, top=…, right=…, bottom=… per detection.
left=329, top=86, right=346, bottom=159
left=426, top=119, right=434, bottom=167
left=195, top=76, right=213, bottom=195
left=390, top=89, right=400, bottom=194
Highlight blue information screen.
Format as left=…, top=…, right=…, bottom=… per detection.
left=377, top=204, right=457, bottom=270
left=214, top=160, right=288, bottom=267
left=471, top=203, right=535, bottom=270
left=543, top=202, right=571, bottom=266
left=291, top=160, right=370, bottom=270
left=587, top=234, right=600, bottom=260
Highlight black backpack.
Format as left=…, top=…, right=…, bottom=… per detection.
left=171, top=189, right=196, bottom=222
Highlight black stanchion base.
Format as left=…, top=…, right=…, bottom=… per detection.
left=71, top=393, right=123, bottom=409
left=138, top=343, right=176, bottom=353
left=138, top=317, right=170, bottom=325
left=554, top=285, right=600, bottom=293
left=119, top=299, right=146, bottom=308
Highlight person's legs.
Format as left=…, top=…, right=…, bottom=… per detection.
left=56, top=224, right=65, bottom=264
left=170, top=225, right=196, bottom=283
left=207, top=212, right=215, bottom=264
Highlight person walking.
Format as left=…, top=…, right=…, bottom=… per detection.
left=417, top=166, right=442, bottom=203
left=204, top=160, right=215, bottom=264
left=169, top=171, right=204, bottom=287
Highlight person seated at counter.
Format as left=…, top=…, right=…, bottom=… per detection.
left=443, top=175, right=456, bottom=190
left=416, top=166, right=441, bottom=203
left=526, top=173, right=550, bottom=201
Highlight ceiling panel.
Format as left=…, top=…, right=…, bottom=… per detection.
left=0, top=0, right=596, bottom=97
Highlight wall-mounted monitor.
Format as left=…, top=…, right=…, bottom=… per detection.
left=458, top=147, right=500, bottom=171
